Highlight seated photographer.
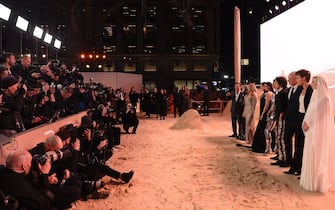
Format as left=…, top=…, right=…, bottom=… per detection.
left=94, top=104, right=121, bottom=146
left=29, top=135, right=82, bottom=210
left=76, top=117, right=134, bottom=184
left=123, top=102, right=139, bottom=134
left=0, top=150, right=55, bottom=210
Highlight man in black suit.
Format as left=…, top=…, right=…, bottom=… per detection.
left=228, top=83, right=245, bottom=139
left=281, top=72, right=301, bottom=167
left=285, top=69, right=313, bottom=175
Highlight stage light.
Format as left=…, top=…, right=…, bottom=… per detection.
left=33, top=26, right=43, bottom=39
left=269, top=9, right=273, bottom=14
left=98, top=64, right=102, bottom=69
left=43, top=33, right=52, bottom=44
left=266, top=0, right=270, bottom=2
left=0, top=3, right=11, bottom=21
left=86, top=64, right=90, bottom=69
left=95, top=55, right=99, bottom=58
left=275, top=5, right=280, bottom=10
left=42, top=54, right=46, bottom=58
left=16, top=16, right=29, bottom=32
left=54, top=39, right=61, bottom=49
left=282, top=1, right=287, bottom=6
left=102, top=55, right=106, bottom=59
left=89, top=54, right=93, bottom=59
left=248, top=9, right=253, bottom=15
left=80, top=54, right=85, bottom=59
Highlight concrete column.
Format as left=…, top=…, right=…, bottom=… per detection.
left=234, top=6, right=241, bottom=83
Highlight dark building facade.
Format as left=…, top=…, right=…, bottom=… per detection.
left=0, top=0, right=306, bottom=89
left=82, top=0, right=222, bottom=90
left=1, top=0, right=222, bottom=90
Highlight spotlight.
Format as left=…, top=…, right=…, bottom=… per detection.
left=80, top=54, right=85, bottom=59
left=95, top=55, right=99, bottom=58
left=248, top=9, right=253, bottom=15
left=33, top=26, right=43, bottom=39
left=98, top=64, right=103, bottom=69
left=54, top=39, right=61, bottom=49
left=42, top=54, right=46, bottom=58
left=89, top=54, right=93, bottom=59
left=282, top=1, right=287, bottom=6
left=43, top=33, right=53, bottom=44
left=102, top=55, right=106, bottom=59
left=269, top=9, right=273, bottom=14
left=275, top=5, right=279, bottom=10
left=0, top=3, right=11, bottom=21
left=16, top=16, right=29, bottom=32
left=85, top=64, right=90, bottom=69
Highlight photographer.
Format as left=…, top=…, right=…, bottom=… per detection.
left=78, top=115, right=134, bottom=184
left=0, top=76, right=26, bottom=136
left=29, top=135, right=81, bottom=210
left=0, top=150, right=54, bottom=210
left=95, top=103, right=121, bottom=146
left=123, top=102, right=139, bottom=134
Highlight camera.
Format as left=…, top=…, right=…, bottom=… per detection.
left=32, top=148, right=72, bottom=167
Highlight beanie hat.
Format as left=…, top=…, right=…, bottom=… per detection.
left=80, top=115, right=92, bottom=129
left=0, top=65, right=7, bottom=73
left=1, top=76, right=18, bottom=89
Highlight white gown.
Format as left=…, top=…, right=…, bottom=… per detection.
left=300, top=76, right=335, bottom=193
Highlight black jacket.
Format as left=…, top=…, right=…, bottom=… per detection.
left=0, top=166, right=51, bottom=210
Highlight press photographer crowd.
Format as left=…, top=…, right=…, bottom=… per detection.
left=0, top=52, right=145, bottom=210
left=0, top=51, right=220, bottom=209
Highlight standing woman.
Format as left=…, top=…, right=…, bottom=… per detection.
left=252, top=82, right=273, bottom=153
left=242, top=83, right=257, bottom=145
left=300, top=75, right=335, bottom=193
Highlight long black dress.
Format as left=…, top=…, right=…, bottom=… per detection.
left=251, top=91, right=269, bottom=153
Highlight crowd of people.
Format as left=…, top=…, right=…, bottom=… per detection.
left=228, top=69, right=335, bottom=193
left=0, top=53, right=143, bottom=209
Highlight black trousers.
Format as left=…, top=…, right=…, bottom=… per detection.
left=283, top=123, right=297, bottom=164
left=50, top=175, right=82, bottom=210
left=123, top=119, right=139, bottom=133
left=231, top=112, right=244, bottom=135
left=203, top=101, right=209, bottom=116
left=289, top=113, right=305, bottom=173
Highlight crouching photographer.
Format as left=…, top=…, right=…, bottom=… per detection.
left=122, top=102, right=139, bottom=134
left=0, top=150, right=54, bottom=210
left=29, top=135, right=82, bottom=210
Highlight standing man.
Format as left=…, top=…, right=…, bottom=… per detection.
left=0, top=52, right=16, bottom=74
left=228, top=83, right=244, bottom=138
left=285, top=69, right=313, bottom=175
left=11, top=54, right=31, bottom=83
left=202, top=84, right=210, bottom=116
left=0, top=76, right=26, bottom=136
left=281, top=72, right=301, bottom=168
left=172, top=87, right=180, bottom=118
left=270, top=76, right=288, bottom=166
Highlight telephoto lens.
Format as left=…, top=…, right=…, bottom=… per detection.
left=83, top=180, right=105, bottom=191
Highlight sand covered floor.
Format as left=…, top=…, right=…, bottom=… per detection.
left=71, top=112, right=335, bottom=210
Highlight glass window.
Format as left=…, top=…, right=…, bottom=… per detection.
left=193, top=60, right=207, bottom=71
left=144, top=60, right=157, bottom=72
left=173, top=60, right=187, bottom=71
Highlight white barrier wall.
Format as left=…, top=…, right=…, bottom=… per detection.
left=0, top=111, right=87, bottom=165
left=81, top=72, right=143, bottom=93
